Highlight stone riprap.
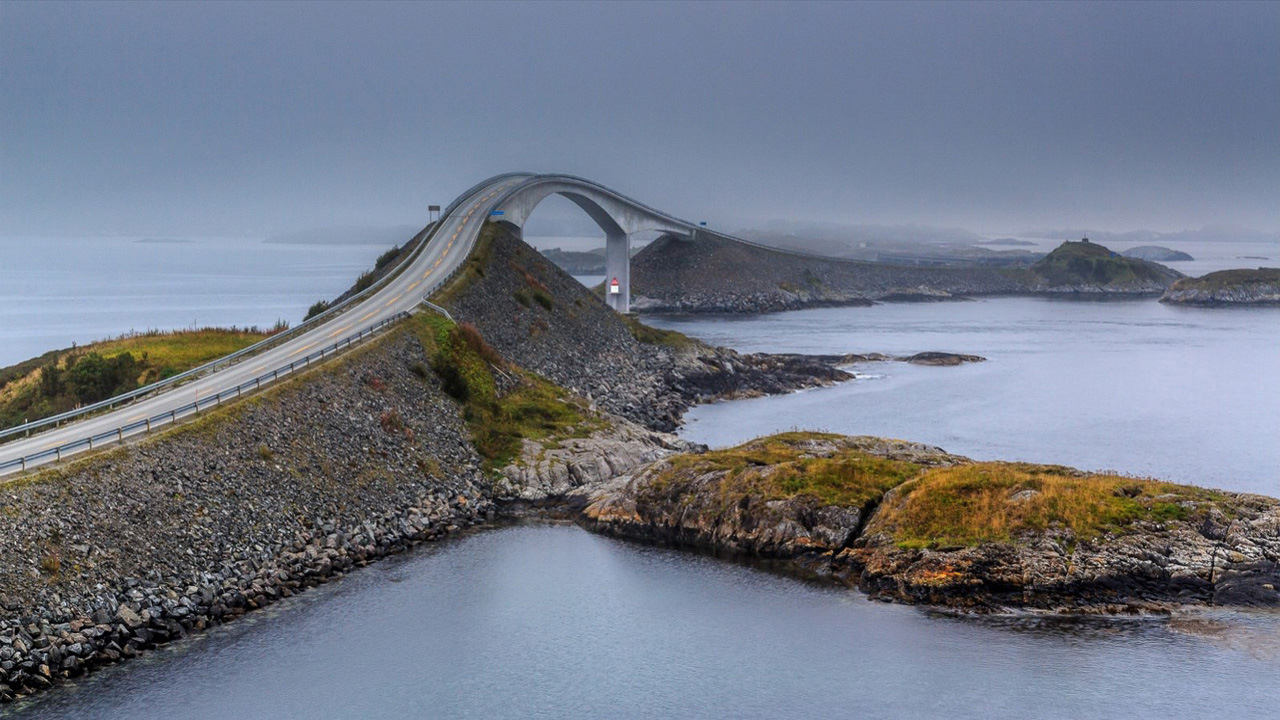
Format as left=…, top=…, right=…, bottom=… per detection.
left=0, top=330, right=498, bottom=700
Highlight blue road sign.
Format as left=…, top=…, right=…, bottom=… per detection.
left=490, top=210, right=505, bottom=216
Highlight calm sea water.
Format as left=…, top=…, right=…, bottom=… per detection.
left=648, top=298, right=1280, bottom=496
left=0, top=236, right=393, bottom=366
left=9, top=524, right=1279, bottom=720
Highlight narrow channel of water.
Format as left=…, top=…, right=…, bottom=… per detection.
left=8, top=524, right=1279, bottom=719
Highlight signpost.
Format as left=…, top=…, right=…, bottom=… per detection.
left=428, top=204, right=440, bottom=222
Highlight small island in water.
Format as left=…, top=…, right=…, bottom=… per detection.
left=1160, top=268, right=1280, bottom=306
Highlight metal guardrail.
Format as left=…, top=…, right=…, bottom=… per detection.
left=0, top=221, right=442, bottom=443
left=0, top=312, right=411, bottom=477
left=420, top=299, right=454, bottom=322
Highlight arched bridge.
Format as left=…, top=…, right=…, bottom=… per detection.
left=486, top=174, right=704, bottom=312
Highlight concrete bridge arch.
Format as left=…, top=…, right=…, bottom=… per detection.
left=488, top=175, right=696, bottom=312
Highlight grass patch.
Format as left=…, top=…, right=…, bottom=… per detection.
left=620, top=315, right=697, bottom=350
left=647, top=432, right=923, bottom=510
left=0, top=327, right=278, bottom=429
left=875, top=462, right=1228, bottom=549
left=407, top=313, right=603, bottom=473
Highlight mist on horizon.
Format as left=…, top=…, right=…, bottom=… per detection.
left=2, top=1, right=1277, bottom=241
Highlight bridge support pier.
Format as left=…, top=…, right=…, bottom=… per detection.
left=604, top=231, right=631, bottom=313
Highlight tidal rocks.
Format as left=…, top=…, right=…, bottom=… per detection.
left=1159, top=268, right=1280, bottom=306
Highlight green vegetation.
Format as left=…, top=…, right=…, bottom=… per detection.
left=648, top=432, right=924, bottom=510
left=640, top=432, right=1231, bottom=551
left=0, top=327, right=278, bottom=428
left=1030, top=240, right=1174, bottom=287
left=876, top=462, right=1226, bottom=549
left=620, top=314, right=697, bottom=350
left=408, top=314, right=603, bottom=473
left=304, top=299, right=331, bottom=321
left=1167, top=267, right=1280, bottom=291
left=374, top=244, right=402, bottom=271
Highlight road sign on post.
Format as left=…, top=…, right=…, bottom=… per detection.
left=429, top=205, right=440, bottom=222
left=609, top=277, right=620, bottom=295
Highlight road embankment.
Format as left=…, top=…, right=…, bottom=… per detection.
left=0, top=326, right=502, bottom=701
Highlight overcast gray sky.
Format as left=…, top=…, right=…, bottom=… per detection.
left=2, top=0, right=1277, bottom=237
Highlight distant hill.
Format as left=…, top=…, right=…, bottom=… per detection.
left=264, top=225, right=419, bottom=246
left=1026, top=240, right=1183, bottom=293
left=541, top=247, right=605, bottom=275
left=1121, top=245, right=1194, bottom=262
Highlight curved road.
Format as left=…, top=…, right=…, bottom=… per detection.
left=0, top=174, right=532, bottom=477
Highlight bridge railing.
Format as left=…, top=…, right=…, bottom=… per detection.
left=0, top=311, right=411, bottom=478
left=490, top=173, right=845, bottom=264
left=0, top=220, right=442, bottom=444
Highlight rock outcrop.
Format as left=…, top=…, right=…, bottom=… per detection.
left=1159, top=268, right=1280, bottom=306
left=1022, top=240, right=1184, bottom=295
left=439, top=224, right=861, bottom=430
left=578, top=433, right=1280, bottom=614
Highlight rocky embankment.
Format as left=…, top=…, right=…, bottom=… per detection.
left=1160, top=268, right=1280, bottom=306
left=578, top=433, right=1280, bottom=613
left=440, top=224, right=874, bottom=431
left=0, top=330, right=497, bottom=701
left=1, top=221, right=887, bottom=702
left=629, top=235, right=1184, bottom=313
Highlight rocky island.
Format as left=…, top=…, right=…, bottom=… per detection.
left=577, top=433, right=1279, bottom=613
left=1160, top=268, right=1280, bottom=306
left=628, top=234, right=1182, bottom=314
left=1121, top=245, right=1195, bottom=262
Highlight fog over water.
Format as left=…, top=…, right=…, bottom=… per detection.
left=3, top=2, right=1278, bottom=238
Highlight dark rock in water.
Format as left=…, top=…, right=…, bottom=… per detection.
left=1121, top=245, right=1195, bottom=262
left=901, top=352, right=985, bottom=366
